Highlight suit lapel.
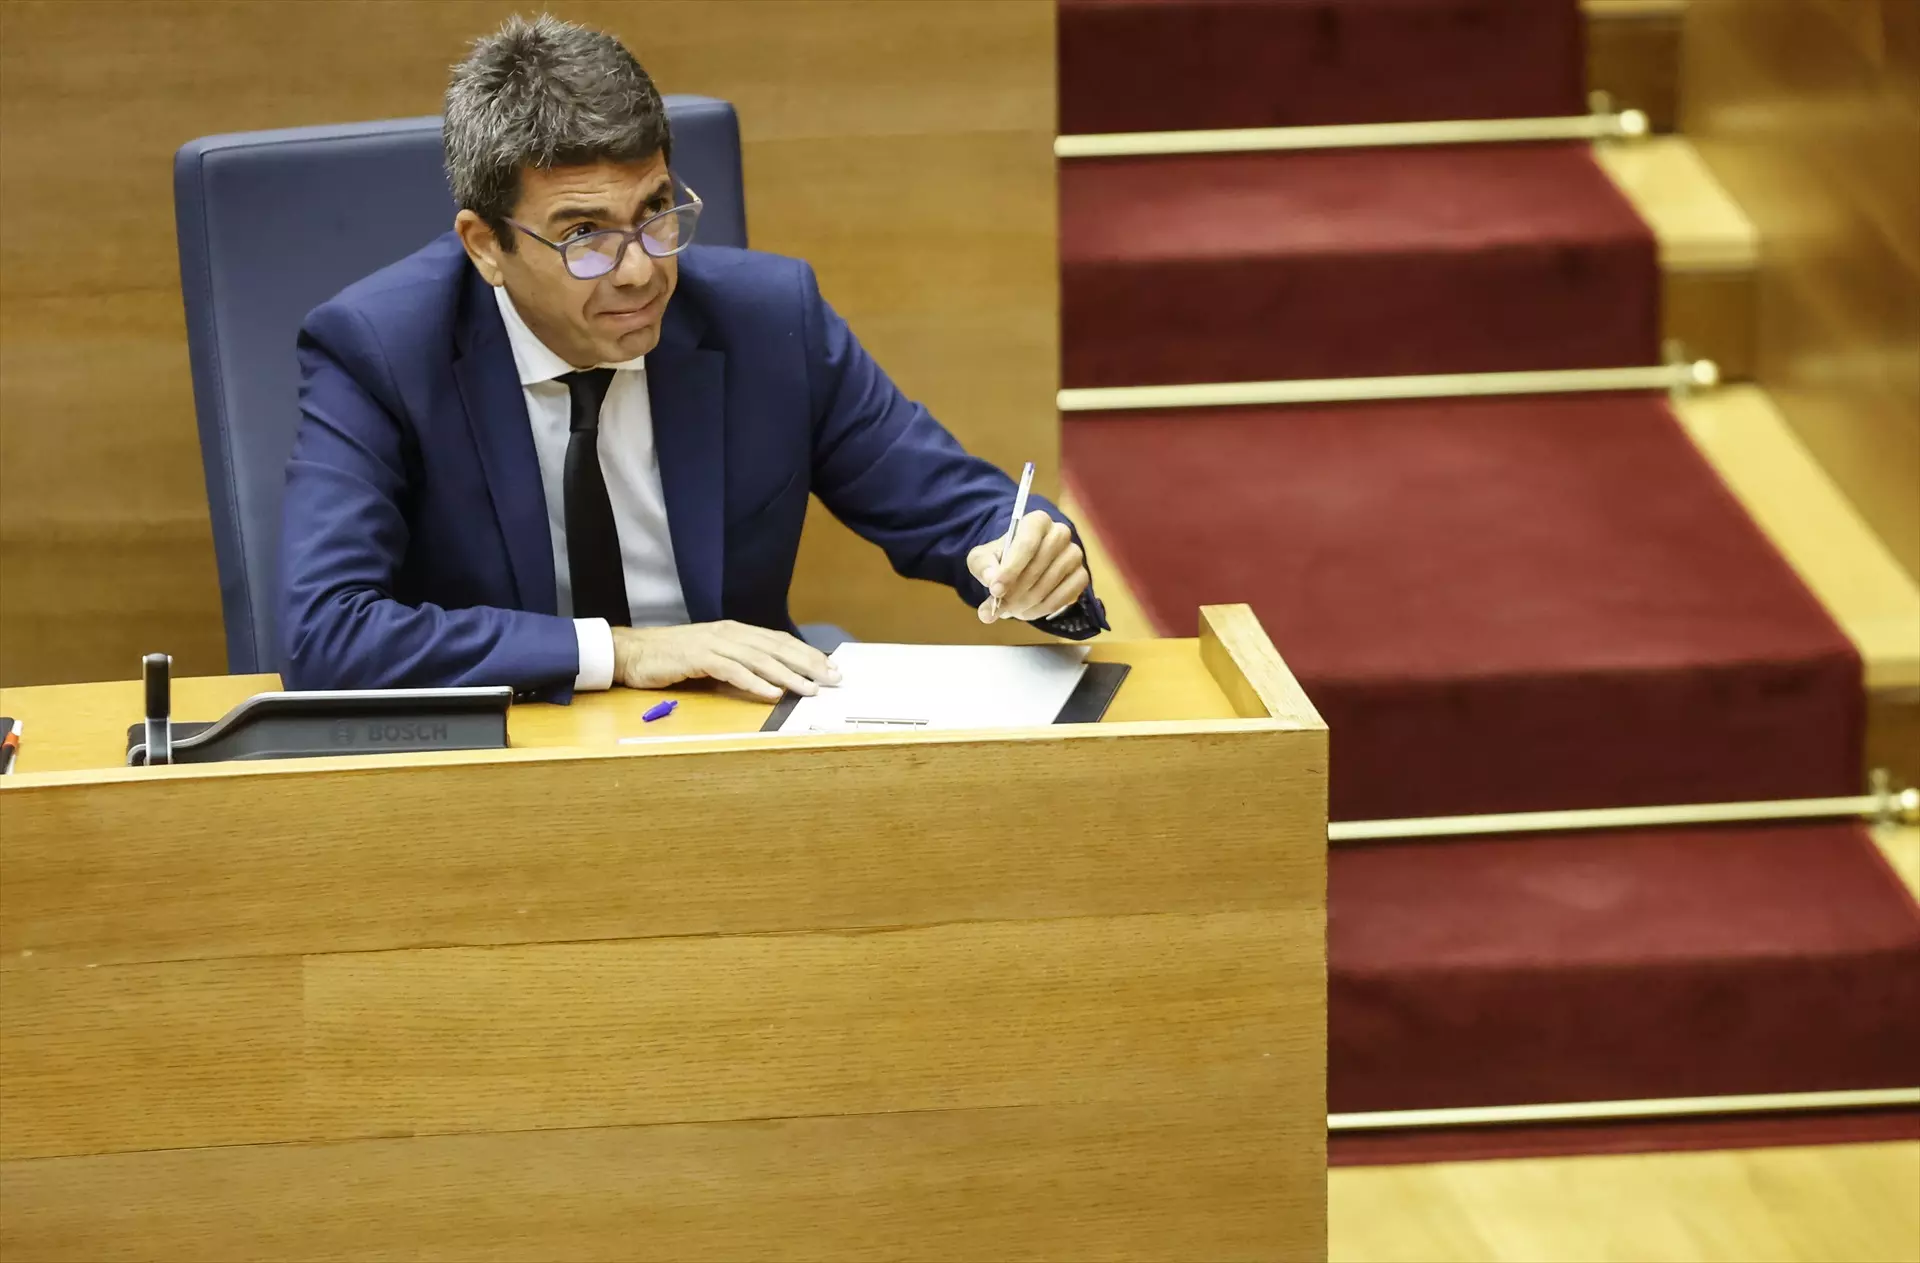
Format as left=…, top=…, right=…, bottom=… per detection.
left=453, top=272, right=557, bottom=614
left=647, top=302, right=726, bottom=624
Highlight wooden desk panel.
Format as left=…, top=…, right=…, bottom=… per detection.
left=303, top=912, right=1315, bottom=1141
left=2, top=909, right=1320, bottom=1161
left=1, top=1096, right=1312, bottom=1263
left=0, top=635, right=1298, bottom=971
left=1, top=957, right=306, bottom=1159
left=0, top=721, right=1316, bottom=970
left=0, top=612, right=1327, bottom=1261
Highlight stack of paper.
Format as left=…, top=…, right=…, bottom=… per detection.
left=775, top=643, right=1091, bottom=734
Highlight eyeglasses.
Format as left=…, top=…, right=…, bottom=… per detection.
left=508, top=177, right=703, bottom=280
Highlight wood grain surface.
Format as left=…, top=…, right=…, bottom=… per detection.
left=1593, top=135, right=1759, bottom=378
left=1329, top=1139, right=1920, bottom=1263
left=1684, top=0, right=1920, bottom=583
left=1595, top=137, right=1759, bottom=272
left=0, top=609, right=1328, bottom=1255
left=1, top=1096, right=1320, bottom=1263
left=1664, top=269, right=1756, bottom=382
left=1201, top=605, right=1325, bottom=728
left=0, top=624, right=1318, bottom=977
left=1585, top=0, right=1685, bottom=133
left=0, top=718, right=1319, bottom=970
left=1, top=910, right=1321, bottom=1160
left=0, top=957, right=305, bottom=1158
left=0, top=639, right=1238, bottom=775
left=1674, top=386, right=1920, bottom=695
left=304, top=913, right=1319, bottom=1141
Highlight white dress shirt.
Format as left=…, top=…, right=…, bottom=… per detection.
left=494, top=286, right=690, bottom=691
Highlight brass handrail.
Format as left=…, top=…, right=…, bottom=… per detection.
left=1331, top=1086, right=1920, bottom=1132
left=1059, top=361, right=1718, bottom=413
left=1332, top=780, right=1918, bottom=844
left=1057, top=106, right=1649, bottom=160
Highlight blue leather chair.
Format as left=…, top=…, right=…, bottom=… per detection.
left=173, top=98, right=752, bottom=675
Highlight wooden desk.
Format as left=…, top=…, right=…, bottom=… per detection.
left=0, top=608, right=1327, bottom=1262
left=0, top=640, right=1240, bottom=776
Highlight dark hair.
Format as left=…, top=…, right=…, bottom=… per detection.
left=444, top=13, right=672, bottom=249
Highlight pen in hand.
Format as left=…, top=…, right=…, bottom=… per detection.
left=981, top=460, right=1035, bottom=622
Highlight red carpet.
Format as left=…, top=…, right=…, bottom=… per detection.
left=1328, top=822, right=1920, bottom=1112
left=1061, top=144, right=1659, bottom=387
left=1057, top=0, right=1909, bottom=1124
left=1064, top=395, right=1862, bottom=821
left=1060, top=0, right=1585, bottom=135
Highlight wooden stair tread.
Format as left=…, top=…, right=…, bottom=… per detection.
left=1595, top=135, right=1760, bottom=271
left=1676, top=384, right=1920, bottom=694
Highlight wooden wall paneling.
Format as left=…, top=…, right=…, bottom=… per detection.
left=1683, top=0, right=1920, bottom=582
left=0, top=0, right=1060, bottom=685
left=1891, top=0, right=1920, bottom=109
left=1, top=1096, right=1318, bottom=1263
left=1664, top=269, right=1756, bottom=381
left=1867, top=690, right=1920, bottom=788
left=1585, top=0, right=1686, bottom=133
left=0, top=270, right=230, bottom=685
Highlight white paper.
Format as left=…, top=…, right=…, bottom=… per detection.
left=776, top=642, right=1092, bottom=734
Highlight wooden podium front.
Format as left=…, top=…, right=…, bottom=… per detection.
left=0, top=606, right=1327, bottom=1262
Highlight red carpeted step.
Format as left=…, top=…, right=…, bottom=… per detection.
left=1060, top=144, right=1659, bottom=389
left=1329, top=821, right=1920, bottom=1112
left=1060, top=0, right=1586, bottom=135
left=1062, top=393, right=1862, bottom=820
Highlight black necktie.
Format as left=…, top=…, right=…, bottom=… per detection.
left=559, top=368, right=630, bottom=626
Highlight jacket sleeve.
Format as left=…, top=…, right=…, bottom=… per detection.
left=796, top=263, right=1108, bottom=639
left=279, top=300, right=582, bottom=697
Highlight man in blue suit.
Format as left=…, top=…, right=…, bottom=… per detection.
left=283, top=14, right=1104, bottom=703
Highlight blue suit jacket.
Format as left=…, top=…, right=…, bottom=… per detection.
left=282, top=233, right=1103, bottom=700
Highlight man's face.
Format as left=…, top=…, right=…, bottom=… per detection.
left=457, top=151, right=679, bottom=367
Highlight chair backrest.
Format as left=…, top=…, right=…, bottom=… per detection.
left=173, top=98, right=747, bottom=674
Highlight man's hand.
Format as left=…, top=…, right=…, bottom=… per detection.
left=966, top=510, right=1090, bottom=624
left=611, top=622, right=840, bottom=701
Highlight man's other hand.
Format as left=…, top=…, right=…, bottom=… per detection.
left=967, top=510, right=1090, bottom=623
left=611, top=622, right=840, bottom=701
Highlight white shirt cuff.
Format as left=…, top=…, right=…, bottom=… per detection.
left=572, top=618, right=615, bottom=691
